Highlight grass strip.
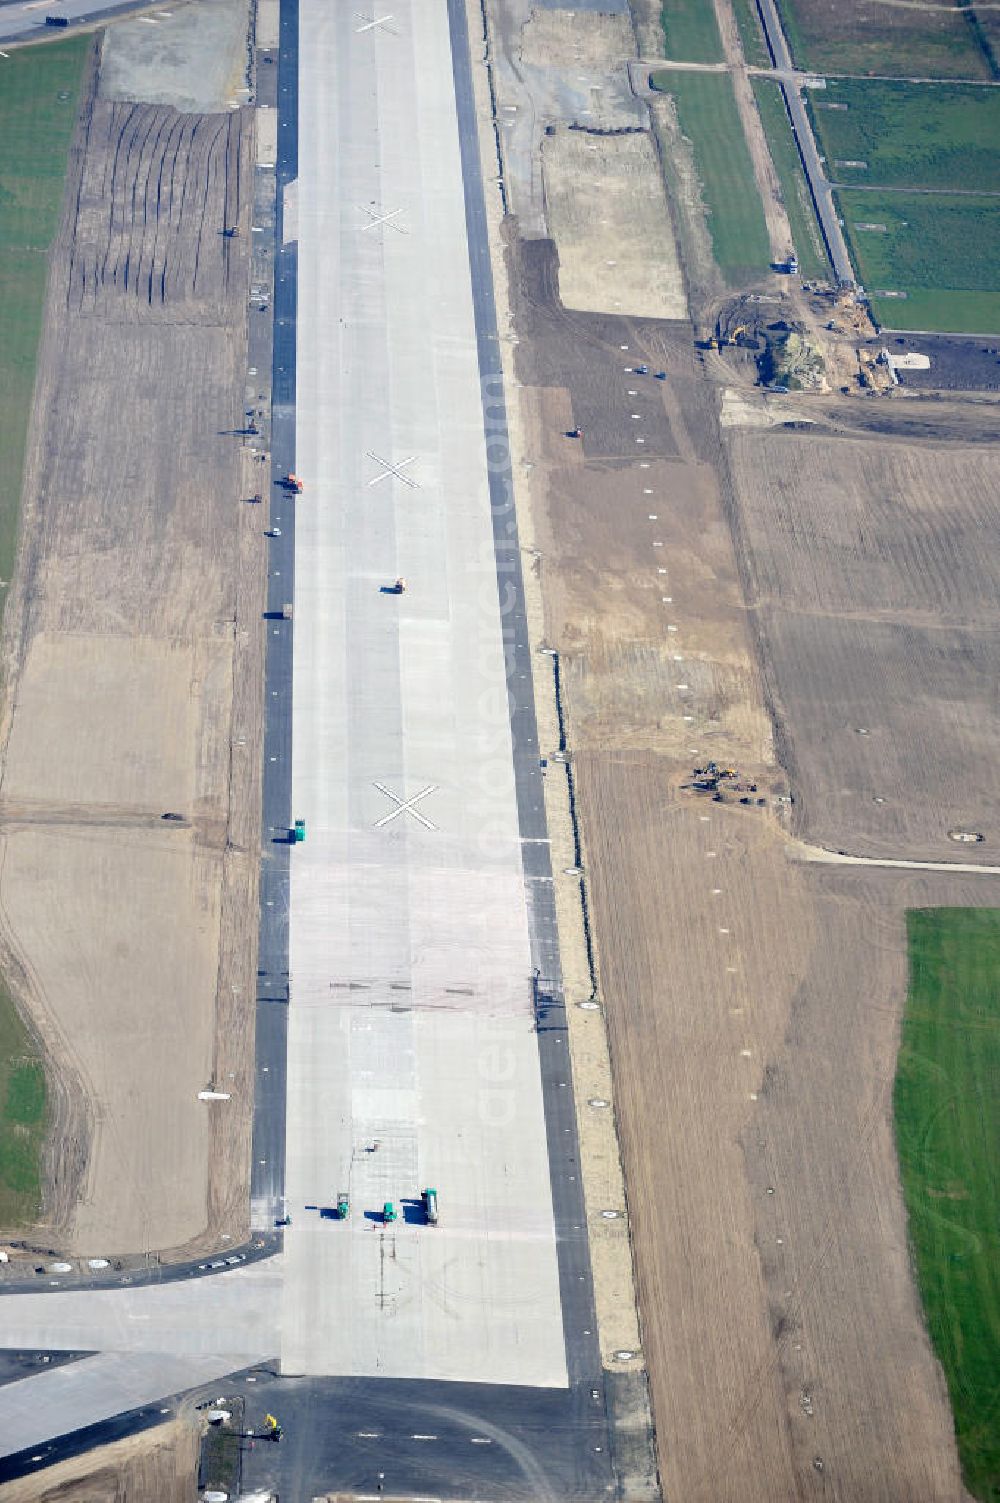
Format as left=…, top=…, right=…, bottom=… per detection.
left=0, top=35, right=89, bottom=604
left=659, top=0, right=724, bottom=64
left=730, top=0, right=770, bottom=68
left=650, top=69, right=771, bottom=280
left=0, top=976, right=46, bottom=1226
left=895, top=909, right=1000, bottom=1502
left=752, top=77, right=828, bottom=278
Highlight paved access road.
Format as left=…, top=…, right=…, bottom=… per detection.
left=0, top=0, right=167, bottom=43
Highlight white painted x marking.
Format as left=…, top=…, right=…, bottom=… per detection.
left=357, top=204, right=406, bottom=234
left=373, top=784, right=438, bottom=831
left=355, top=10, right=395, bottom=33
left=366, top=451, right=418, bottom=488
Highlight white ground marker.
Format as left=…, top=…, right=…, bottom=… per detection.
left=366, top=450, right=418, bottom=487
left=373, top=782, right=438, bottom=830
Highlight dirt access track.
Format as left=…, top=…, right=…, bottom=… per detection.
left=0, top=38, right=262, bottom=1260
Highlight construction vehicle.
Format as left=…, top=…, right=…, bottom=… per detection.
left=725, top=324, right=748, bottom=347
left=292, top=819, right=306, bottom=843
left=383, top=1201, right=398, bottom=1224
left=282, top=473, right=304, bottom=493
left=337, top=1192, right=349, bottom=1219
left=262, top=1414, right=283, bottom=1442
left=423, top=1188, right=439, bottom=1225
left=685, top=761, right=739, bottom=794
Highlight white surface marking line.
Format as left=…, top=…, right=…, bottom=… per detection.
left=372, top=782, right=439, bottom=830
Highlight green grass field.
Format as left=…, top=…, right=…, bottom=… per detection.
left=752, top=78, right=828, bottom=278
left=773, top=0, right=992, bottom=79
left=809, top=80, right=1000, bottom=192
left=895, top=909, right=1000, bottom=1502
left=0, top=976, right=46, bottom=1226
left=659, top=0, right=724, bottom=65
left=731, top=0, right=770, bottom=67
left=838, top=188, right=1000, bottom=332
left=650, top=70, right=771, bottom=281
left=0, top=35, right=89, bottom=602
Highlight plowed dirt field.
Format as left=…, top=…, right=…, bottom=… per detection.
left=727, top=426, right=1000, bottom=861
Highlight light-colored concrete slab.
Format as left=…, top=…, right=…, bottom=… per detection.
left=282, top=0, right=565, bottom=1384
left=0, top=1353, right=259, bottom=1460
left=257, top=105, right=277, bottom=166
left=0, top=1262, right=281, bottom=1358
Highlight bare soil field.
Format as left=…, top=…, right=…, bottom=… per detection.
left=519, top=6, right=636, bottom=74
left=511, top=237, right=770, bottom=767
left=508, top=231, right=968, bottom=1498
left=886, top=334, right=1000, bottom=394
left=726, top=426, right=1000, bottom=860
left=0, top=58, right=262, bottom=1257
left=99, top=0, right=251, bottom=113
left=0, top=1417, right=198, bottom=1503
left=511, top=241, right=766, bottom=769
left=541, top=127, right=688, bottom=320
left=577, top=766, right=971, bottom=1502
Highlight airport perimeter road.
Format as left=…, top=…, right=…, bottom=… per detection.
left=280, top=0, right=566, bottom=1386
left=0, top=0, right=167, bottom=42
left=755, top=0, right=856, bottom=284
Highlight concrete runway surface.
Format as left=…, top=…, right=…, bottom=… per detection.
left=280, top=0, right=565, bottom=1386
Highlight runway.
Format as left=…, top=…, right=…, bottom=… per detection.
left=279, top=0, right=566, bottom=1386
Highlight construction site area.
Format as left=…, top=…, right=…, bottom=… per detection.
left=0, top=0, right=997, bottom=1497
